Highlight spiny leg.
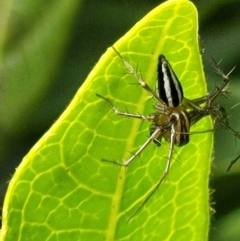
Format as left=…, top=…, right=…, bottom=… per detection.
left=208, top=58, right=235, bottom=104
left=213, top=107, right=240, bottom=171
left=205, top=62, right=235, bottom=128
left=204, top=63, right=240, bottom=149
left=211, top=105, right=229, bottom=126
left=97, top=93, right=160, bottom=166
left=111, top=46, right=167, bottom=108
left=210, top=64, right=240, bottom=171
left=183, top=61, right=235, bottom=113
left=227, top=154, right=240, bottom=172
left=197, top=61, right=235, bottom=124
left=183, top=61, right=240, bottom=170
left=186, top=62, right=238, bottom=134
left=126, top=124, right=176, bottom=222
left=96, top=93, right=155, bottom=121
left=189, top=101, right=240, bottom=171
left=102, top=127, right=167, bottom=166
left=126, top=123, right=176, bottom=222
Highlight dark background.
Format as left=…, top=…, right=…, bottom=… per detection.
left=0, top=0, right=240, bottom=240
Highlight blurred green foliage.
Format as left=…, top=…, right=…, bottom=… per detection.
left=0, top=0, right=240, bottom=240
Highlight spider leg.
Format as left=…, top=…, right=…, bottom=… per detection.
left=213, top=105, right=229, bottom=126
left=210, top=110, right=240, bottom=139
left=111, top=46, right=167, bottom=108
left=186, top=96, right=208, bottom=106
left=96, top=93, right=155, bottom=121
left=102, top=126, right=167, bottom=166
left=209, top=60, right=235, bottom=104
left=183, top=62, right=234, bottom=114
left=227, top=154, right=240, bottom=172
left=126, top=123, right=176, bottom=222
left=209, top=106, right=240, bottom=172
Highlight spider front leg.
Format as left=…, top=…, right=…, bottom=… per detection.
left=96, top=93, right=160, bottom=166
left=96, top=93, right=155, bottom=121
left=126, top=122, right=176, bottom=222
left=111, top=46, right=167, bottom=107
left=102, top=126, right=167, bottom=166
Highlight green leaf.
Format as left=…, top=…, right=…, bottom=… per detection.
left=1, top=0, right=212, bottom=240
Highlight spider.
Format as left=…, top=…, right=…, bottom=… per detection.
left=96, top=46, right=239, bottom=221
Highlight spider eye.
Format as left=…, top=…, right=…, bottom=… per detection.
left=157, top=55, right=184, bottom=107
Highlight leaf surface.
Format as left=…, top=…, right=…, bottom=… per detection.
left=1, top=0, right=212, bottom=240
